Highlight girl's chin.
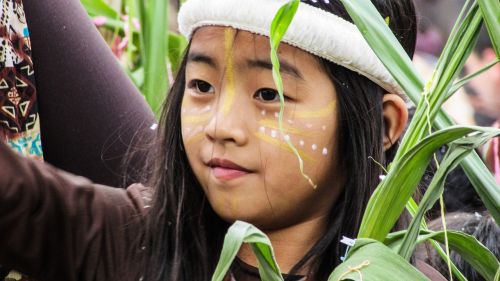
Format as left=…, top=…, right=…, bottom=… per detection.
left=211, top=203, right=296, bottom=231
left=211, top=204, right=273, bottom=226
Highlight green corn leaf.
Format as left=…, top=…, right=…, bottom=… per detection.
left=142, top=0, right=169, bottom=114
left=478, top=0, right=500, bottom=57
left=124, top=0, right=138, bottom=70
left=80, top=13, right=186, bottom=75
left=336, top=0, right=425, bottom=105
left=211, top=221, right=283, bottom=281
left=270, top=0, right=300, bottom=49
left=434, top=113, right=500, bottom=223
left=386, top=230, right=500, bottom=281
left=358, top=126, right=499, bottom=241
left=328, top=239, right=429, bottom=281
left=337, top=0, right=500, bottom=230
left=81, top=0, right=174, bottom=109
left=396, top=3, right=482, bottom=160
left=446, top=58, right=499, bottom=100
left=99, top=17, right=128, bottom=35
left=397, top=130, right=500, bottom=260
left=129, top=0, right=146, bottom=68
left=427, top=5, right=482, bottom=120
left=429, top=4, right=482, bottom=115
left=406, top=198, right=468, bottom=281
left=428, top=240, right=468, bottom=281
left=80, top=0, right=118, bottom=19
left=128, top=66, right=144, bottom=88
left=78, top=13, right=185, bottom=73
left=167, top=32, right=188, bottom=75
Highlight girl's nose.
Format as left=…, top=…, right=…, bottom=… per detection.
left=204, top=102, right=249, bottom=146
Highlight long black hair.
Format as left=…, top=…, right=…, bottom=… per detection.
left=143, top=1, right=417, bottom=280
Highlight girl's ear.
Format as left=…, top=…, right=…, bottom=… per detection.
left=382, top=94, right=408, bottom=150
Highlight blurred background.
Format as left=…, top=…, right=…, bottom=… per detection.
left=413, top=0, right=499, bottom=129
left=80, top=0, right=187, bottom=113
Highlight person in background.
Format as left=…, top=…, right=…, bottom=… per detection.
left=416, top=212, right=500, bottom=281
left=463, top=30, right=500, bottom=184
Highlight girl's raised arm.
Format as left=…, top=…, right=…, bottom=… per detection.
left=23, top=0, right=156, bottom=187
left=0, top=139, right=148, bottom=281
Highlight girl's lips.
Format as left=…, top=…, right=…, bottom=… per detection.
left=207, top=158, right=252, bottom=181
left=212, top=167, right=250, bottom=180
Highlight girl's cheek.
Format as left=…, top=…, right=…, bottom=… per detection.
left=181, top=103, right=212, bottom=146
left=254, top=102, right=336, bottom=164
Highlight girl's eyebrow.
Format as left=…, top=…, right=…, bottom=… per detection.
left=187, top=52, right=218, bottom=69
left=187, top=52, right=304, bottom=81
left=246, top=58, right=304, bottom=80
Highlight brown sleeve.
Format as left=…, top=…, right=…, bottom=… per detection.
left=0, top=140, right=147, bottom=281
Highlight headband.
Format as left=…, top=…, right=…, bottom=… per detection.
left=178, top=0, right=404, bottom=96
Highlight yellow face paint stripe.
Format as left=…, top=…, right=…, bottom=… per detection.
left=294, top=101, right=336, bottom=119
left=258, top=119, right=312, bottom=137
left=182, top=113, right=211, bottom=124
left=222, top=28, right=236, bottom=115
left=185, top=132, right=204, bottom=145
left=255, top=132, right=315, bottom=163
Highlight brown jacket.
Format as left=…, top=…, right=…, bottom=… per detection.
left=0, top=139, right=148, bottom=281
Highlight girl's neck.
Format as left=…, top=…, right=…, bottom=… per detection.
left=237, top=215, right=328, bottom=275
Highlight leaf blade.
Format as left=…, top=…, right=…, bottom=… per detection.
left=478, top=0, right=500, bottom=57
left=397, top=130, right=500, bottom=260
left=211, top=221, right=284, bottom=281
left=358, top=126, right=500, bottom=241
left=328, top=239, right=429, bottom=281
left=386, top=230, right=500, bottom=281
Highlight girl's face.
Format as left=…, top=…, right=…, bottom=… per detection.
left=181, top=27, right=343, bottom=229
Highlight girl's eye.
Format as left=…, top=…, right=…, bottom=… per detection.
left=254, top=88, right=281, bottom=103
left=188, top=79, right=215, bottom=94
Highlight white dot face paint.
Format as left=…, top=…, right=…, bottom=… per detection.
left=284, top=135, right=291, bottom=141
left=312, top=144, right=318, bottom=151
left=200, top=105, right=211, bottom=113
left=259, top=126, right=266, bottom=133
left=271, top=130, right=278, bottom=138
left=287, top=119, right=294, bottom=124
left=261, top=110, right=266, bottom=116
left=274, top=112, right=279, bottom=118
left=322, top=148, right=328, bottom=156
left=299, top=140, right=305, bottom=146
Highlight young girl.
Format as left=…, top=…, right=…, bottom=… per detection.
left=0, top=0, right=446, bottom=280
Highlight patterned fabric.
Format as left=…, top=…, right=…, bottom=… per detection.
left=0, top=0, right=42, bottom=280
left=0, top=0, right=42, bottom=160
